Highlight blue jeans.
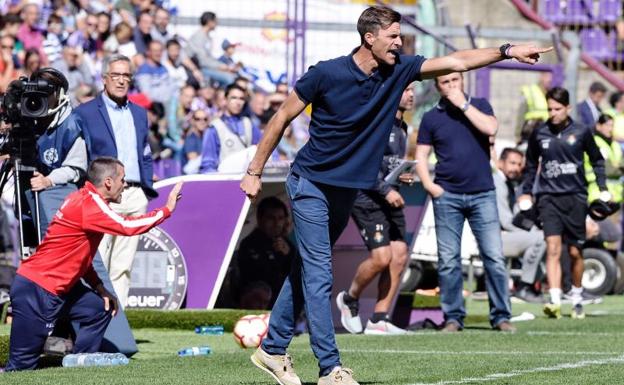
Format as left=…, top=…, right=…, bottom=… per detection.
left=432, top=190, right=511, bottom=328
left=261, top=172, right=357, bottom=376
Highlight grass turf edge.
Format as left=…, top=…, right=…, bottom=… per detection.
left=125, top=308, right=268, bottom=332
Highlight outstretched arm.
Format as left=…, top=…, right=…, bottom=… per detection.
left=420, top=45, right=553, bottom=79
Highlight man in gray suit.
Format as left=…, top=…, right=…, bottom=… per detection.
left=494, top=147, right=545, bottom=303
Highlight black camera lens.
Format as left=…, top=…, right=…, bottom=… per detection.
left=21, top=92, right=49, bottom=118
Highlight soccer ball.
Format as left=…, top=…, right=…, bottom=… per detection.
left=233, top=314, right=269, bottom=349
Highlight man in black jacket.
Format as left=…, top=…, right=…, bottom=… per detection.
left=519, top=87, right=608, bottom=320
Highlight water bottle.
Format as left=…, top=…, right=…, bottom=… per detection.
left=195, top=325, right=224, bottom=335
left=62, top=352, right=129, bottom=367
left=177, top=346, right=211, bottom=357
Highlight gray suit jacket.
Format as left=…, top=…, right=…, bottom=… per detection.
left=493, top=170, right=520, bottom=231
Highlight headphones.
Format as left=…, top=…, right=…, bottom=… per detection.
left=30, top=67, right=70, bottom=116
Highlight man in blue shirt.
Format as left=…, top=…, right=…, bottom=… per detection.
left=416, top=72, right=514, bottom=333
left=241, top=6, right=550, bottom=385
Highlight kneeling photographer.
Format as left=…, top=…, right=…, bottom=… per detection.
left=2, top=68, right=86, bottom=242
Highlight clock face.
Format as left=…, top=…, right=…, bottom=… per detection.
left=127, top=227, right=187, bottom=310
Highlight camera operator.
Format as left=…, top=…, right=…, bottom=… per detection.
left=20, top=68, right=87, bottom=238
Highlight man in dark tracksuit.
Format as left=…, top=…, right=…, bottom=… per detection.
left=519, top=87, right=608, bottom=320
left=336, top=85, right=414, bottom=335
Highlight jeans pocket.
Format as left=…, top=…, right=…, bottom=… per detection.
left=286, top=172, right=303, bottom=200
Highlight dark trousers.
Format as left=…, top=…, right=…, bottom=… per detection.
left=6, top=275, right=112, bottom=371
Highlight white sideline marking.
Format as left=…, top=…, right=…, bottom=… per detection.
left=527, top=331, right=623, bottom=337
left=407, top=354, right=624, bottom=385
left=335, top=349, right=618, bottom=356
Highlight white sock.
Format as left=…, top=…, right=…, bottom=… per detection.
left=549, top=288, right=562, bottom=305
left=570, top=286, right=583, bottom=307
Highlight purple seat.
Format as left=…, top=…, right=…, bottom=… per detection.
left=542, top=0, right=594, bottom=24
left=153, top=158, right=182, bottom=180
left=597, top=0, right=622, bottom=23
left=580, top=28, right=615, bottom=60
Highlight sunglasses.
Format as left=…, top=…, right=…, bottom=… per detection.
left=193, top=116, right=209, bottom=122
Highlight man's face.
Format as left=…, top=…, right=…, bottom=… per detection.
left=206, top=20, right=217, bottom=32
left=435, top=73, right=464, bottom=98
left=154, top=9, right=169, bottom=30
left=147, top=42, right=163, bottom=63
left=23, top=5, right=39, bottom=27
left=0, top=37, right=14, bottom=57
left=179, top=87, right=195, bottom=109
left=86, top=15, right=98, bottom=37
left=225, top=89, right=246, bottom=116
left=590, top=90, right=606, bottom=106
left=167, top=43, right=180, bottom=62
left=399, top=85, right=415, bottom=111
left=104, top=60, right=132, bottom=100
left=138, top=14, right=153, bottom=34
left=64, top=47, right=79, bottom=67
left=191, top=111, right=209, bottom=131
left=499, top=153, right=523, bottom=181
left=97, top=14, right=110, bottom=35
left=108, top=165, right=126, bottom=203
left=367, top=22, right=402, bottom=66
left=258, top=208, right=287, bottom=239
left=547, top=98, right=571, bottom=126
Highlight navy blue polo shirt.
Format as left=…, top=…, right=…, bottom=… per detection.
left=417, top=97, right=495, bottom=194
left=292, top=51, right=426, bottom=189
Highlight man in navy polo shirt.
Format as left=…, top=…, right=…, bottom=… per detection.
left=241, top=6, right=549, bottom=385
left=415, top=72, right=515, bottom=334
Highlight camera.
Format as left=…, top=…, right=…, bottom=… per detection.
left=0, top=77, right=58, bottom=124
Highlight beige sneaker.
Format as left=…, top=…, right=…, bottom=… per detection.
left=318, top=367, right=359, bottom=385
left=250, top=347, right=302, bottom=385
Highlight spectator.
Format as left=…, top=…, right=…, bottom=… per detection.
left=22, top=49, right=42, bottom=78
left=185, top=109, right=209, bottom=161
left=218, top=39, right=242, bottom=72
left=192, top=81, right=219, bottom=116
left=577, top=81, right=607, bottom=129
left=493, top=148, right=546, bottom=303
left=74, top=54, right=156, bottom=309
left=415, top=72, right=514, bottom=332
left=1, top=13, right=23, bottom=57
left=42, top=13, right=66, bottom=64
left=516, top=71, right=551, bottom=142
left=249, top=90, right=268, bottom=130
left=74, top=83, right=97, bottom=105
left=519, top=87, right=607, bottom=320
left=95, top=11, right=111, bottom=51
left=151, top=7, right=175, bottom=44
left=133, top=10, right=153, bottom=55
left=186, top=11, right=235, bottom=86
left=66, top=12, right=97, bottom=56
left=162, top=39, right=188, bottom=91
left=135, top=40, right=174, bottom=104
left=52, top=45, right=95, bottom=102
left=200, top=83, right=261, bottom=172
left=17, top=3, right=47, bottom=64
left=237, top=196, right=295, bottom=307
left=167, top=84, right=196, bottom=147
left=584, top=114, right=623, bottom=204
left=103, top=21, right=137, bottom=58
left=0, top=35, right=19, bottom=92
left=605, top=91, right=624, bottom=142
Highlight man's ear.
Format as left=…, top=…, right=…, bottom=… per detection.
left=364, top=31, right=375, bottom=46
left=103, top=176, right=112, bottom=189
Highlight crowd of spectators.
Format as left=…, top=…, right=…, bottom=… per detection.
left=0, top=1, right=309, bottom=180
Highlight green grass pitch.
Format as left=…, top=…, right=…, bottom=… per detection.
left=2, top=297, right=624, bottom=384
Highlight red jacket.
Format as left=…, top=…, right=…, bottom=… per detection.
left=18, top=182, right=171, bottom=296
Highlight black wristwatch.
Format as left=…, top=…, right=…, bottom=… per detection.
left=499, top=43, right=513, bottom=59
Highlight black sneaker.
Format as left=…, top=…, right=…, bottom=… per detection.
left=512, top=287, right=545, bottom=304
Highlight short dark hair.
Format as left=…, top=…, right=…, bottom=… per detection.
left=357, top=6, right=401, bottom=45
left=31, top=67, right=69, bottom=92
left=137, top=10, right=152, bottom=22
left=4, top=13, right=22, bottom=25
left=589, top=81, right=607, bottom=94
left=500, top=147, right=524, bottom=161
left=225, top=83, right=246, bottom=98
left=545, top=87, right=570, bottom=106
left=165, top=38, right=180, bottom=49
left=200, top=11, right=216, bottom=26
left=47, top=13, right=62, bottom=25
left=610, top=92, right=623, bottom=108
left=257, top=196, right=288, bottom=221
left=598, top=113, right=614, bottom=125
left=87, top=157, right=124, bottom=186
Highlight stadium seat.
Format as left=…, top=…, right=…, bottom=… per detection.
left=579, top=27, right=615, bottom=60
left=597, top=0, right=622, bottom=23
left=542, top=0, right=567, bottom=23
left=542, top=0, right=594, bottom=25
